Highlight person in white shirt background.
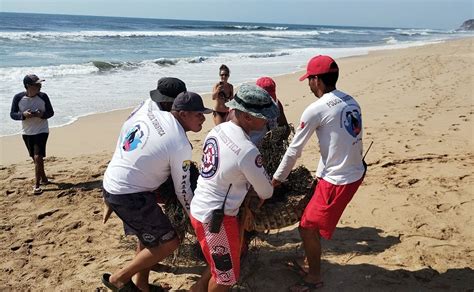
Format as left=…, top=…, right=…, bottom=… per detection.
left=101, top=87, right=212, bottom=292
left=10, top=74, right=55, bottom=195
left=190, top=84, right=279, bottom=292
left=272, top=55, right=366, bottom=291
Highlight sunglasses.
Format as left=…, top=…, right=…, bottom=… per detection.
left=220, top=73, right=229, bottom=77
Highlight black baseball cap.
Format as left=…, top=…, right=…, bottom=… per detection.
left=150, top=77, right=187, bottom=102
left=23, top=74, right=45, bottom=87
left=172, top=91, right=212, bottom=114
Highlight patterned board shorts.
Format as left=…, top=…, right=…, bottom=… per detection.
left=103, top=189, right=177, bottom=247
left=191, top=214, right=240, bottom=285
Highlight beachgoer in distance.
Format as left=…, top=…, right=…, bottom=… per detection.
left=212, top=64, right=234, bottom=125
left=272, top=55, right=366, bottom=291
left=101, top=84, right=212, bottom=291
left=190, top=84, right=278, bottom=292
left=10, top=74, right=54, bottom=195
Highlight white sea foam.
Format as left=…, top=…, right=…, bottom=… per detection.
left=0, top=30, right=323, bottom=41
left=0, top=38, right=452, bottom=137
left=384, top=36, right=398, bottom=44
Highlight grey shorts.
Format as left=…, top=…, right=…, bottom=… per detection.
left=103, top=189, right=177, bottom=247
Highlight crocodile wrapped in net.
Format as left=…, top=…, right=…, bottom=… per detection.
left=247, top=124, right=316, bottom=232
left=158, top=125, right=316, bottom=263
left=157, top=161, right=204, bottom=264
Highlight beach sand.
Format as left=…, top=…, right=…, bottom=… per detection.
left=0, top=38, right=473, bottom=291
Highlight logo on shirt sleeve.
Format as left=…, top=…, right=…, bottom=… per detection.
left=182, top=160, right=191, bottom=172
left=201, top=137, right=219, bottom=178
left=255, top=154, right=263, bottom=168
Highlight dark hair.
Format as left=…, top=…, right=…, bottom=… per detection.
left=316, top=61, right=339, bottom=87
left=317, top=72, right=338, bottom=87
left=219, top=64, right=230, bottom=74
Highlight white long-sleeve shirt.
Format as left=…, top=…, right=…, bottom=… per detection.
left=274, top=90, right=365, bottom=185
left=103, top=98, right=193, bottom=213
left=191, top=121, right=273, bottom=222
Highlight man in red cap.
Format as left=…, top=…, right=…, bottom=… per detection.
left=255, top=77, right=290, bottom=139
left=272, top=55, right=366, bottom=291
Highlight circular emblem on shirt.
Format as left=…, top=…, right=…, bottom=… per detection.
left=201, top=137, right=219, bottom=178
left=121, top=121, right=149, bottom=152
left=255, top=154, right=263, bottom=168
left=340, top=105, right=362, bottom=138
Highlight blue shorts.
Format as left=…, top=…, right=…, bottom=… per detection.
left=103, top=189, right=177, bottom=247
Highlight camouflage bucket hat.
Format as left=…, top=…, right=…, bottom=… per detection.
left=225, top=84, right=279, bottom=120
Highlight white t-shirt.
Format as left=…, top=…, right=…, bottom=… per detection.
left=18, top=95, right=49, bottom=135
left=103, top=98, right=193, bottom=213
left=273, top=90, right=365, bottom=185
left=191, top=121, right=273, bottom=222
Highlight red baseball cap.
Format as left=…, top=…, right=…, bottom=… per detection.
left=299, top=55, right=339, bottom=81
left=256, top=77, right=276, bottom=101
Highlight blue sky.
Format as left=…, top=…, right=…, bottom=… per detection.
left=1, top=0, right=472, bottom=29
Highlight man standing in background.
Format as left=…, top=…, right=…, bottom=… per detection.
left=10, top=74, right=54, bottom=195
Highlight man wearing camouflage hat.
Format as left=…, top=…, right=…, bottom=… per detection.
left=190, top=84, right=279, bottom=292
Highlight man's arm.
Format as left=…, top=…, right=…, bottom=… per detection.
left=10, top=93, right=25, bottom=121
left=39, top=93, right=54, bottom=119
left=241, top=148, right=273, bottom=200
left=273, top=106, right=319, bottom=182
left=170, top=145, right=194, bottom=215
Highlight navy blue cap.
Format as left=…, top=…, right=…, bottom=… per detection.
left=23, top=74, right=45, bottom=87
left=172, top=91, right=212, bottom=114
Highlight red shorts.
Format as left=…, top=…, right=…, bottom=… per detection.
left=300, top=176, right=363, bottom=239
left=191, top=215, right=240, bottom=285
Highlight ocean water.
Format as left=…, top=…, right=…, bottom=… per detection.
left=1, top=12, right=471, bottom=136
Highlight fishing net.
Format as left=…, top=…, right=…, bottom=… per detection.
left=159, top=124, right=315, bottom=264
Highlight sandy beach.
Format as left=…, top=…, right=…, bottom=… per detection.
left=0, top=38, right=473, bottom=290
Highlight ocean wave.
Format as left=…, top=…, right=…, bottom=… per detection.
left=151, top=58, right=178, bottom=66
left=0, top=63, right=100, bottom=82
left=0, top=30, right=321, bottom=41
left=14, top=51, right=61, bottom=59
left=92, top=60, right=138, bottom=71
left=247, top=52, right=290, bottom=58
left=384, top=36, right=398, bottom=44
left=166, top=24, right=288, bottom=31
left=392, top=28, right=451, bottom=36
left=222, top=25, right=288, bottom=30
left=0, top=55, right=212, bottom=80
left=320, top=29, right=370, bottom=35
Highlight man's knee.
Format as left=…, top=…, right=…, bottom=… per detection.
left=160, top=237, right=180, bottom=252
left=299, top=226, right=320, bottom=240
left=33, top=154, right=43, bottom=162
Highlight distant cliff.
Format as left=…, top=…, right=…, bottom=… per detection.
left=458, top=19, right=474, bottom=31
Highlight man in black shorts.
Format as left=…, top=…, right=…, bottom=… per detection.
left=10, top=74, right=54, bottom=194
left=102, top=87, right=212, bottom=291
